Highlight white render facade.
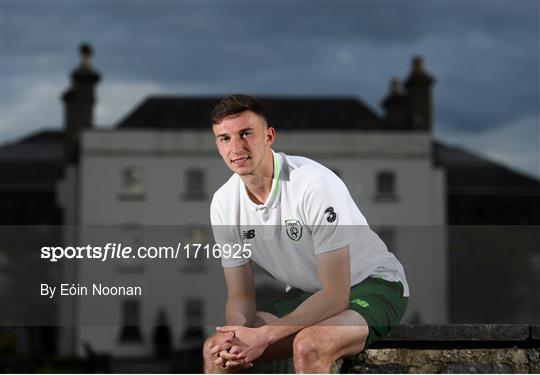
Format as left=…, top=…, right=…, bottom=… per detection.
left=76, top=129, right=446, bottom=356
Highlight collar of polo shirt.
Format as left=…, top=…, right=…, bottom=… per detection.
left=242, top=149, right=283, bottom=211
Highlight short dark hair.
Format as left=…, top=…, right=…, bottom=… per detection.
left=211, top=94, right=267, bottom=126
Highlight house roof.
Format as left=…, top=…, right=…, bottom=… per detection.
left=434, top=141, right=540, bottom=194
left=116, top=96, right=384, bottom=130
left=112, top=93, right=539, bottom=191
left=0, top=130, right=64, bottom=162
left=0, top=130, right=64, bottom=187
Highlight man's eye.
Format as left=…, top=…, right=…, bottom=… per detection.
left=241, top=132, right=250, bottom=137
left=219, top=137, right=229, bottom=142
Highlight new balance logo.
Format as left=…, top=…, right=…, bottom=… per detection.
left=242, top=229, right=256, bottom=239
left=351, top=298, right=369, bottom=308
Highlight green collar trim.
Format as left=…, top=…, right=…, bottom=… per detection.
left=270, top=150, right=281, bottom=203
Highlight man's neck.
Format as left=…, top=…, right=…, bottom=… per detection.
left=242, top=150, right=275, bottom=205
left=243, top=175, right=272, bottom=205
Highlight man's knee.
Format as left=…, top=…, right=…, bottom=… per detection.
left=203, top=336, right=227, bottom=373
left=292, top=328, right=324, bottom=365
left=293, top=324, right=370, bottom=365
left=202, top=336, right=218, bottom=359
left=352, top=325, right=369, bottom=353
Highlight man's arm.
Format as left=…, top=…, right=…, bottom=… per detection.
left=262, top=245, right=351, bottom=343
left=223, top=261, right=257, bottom=326
left=208, top=262, right=257, bottom=367
left=217, top=245, right=351, bottom=363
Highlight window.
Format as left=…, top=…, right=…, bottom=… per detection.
left=182, top=169, right=206, bottom=200
left=377, top=171, right=395, bottom=195
left=180, top=298, right=205, bottom=342
left=118, top=166, right=145, bottom=200
left=375, top=171, right=398, bottom=202
left=180, top=226, right=208, bottom=273
left=119, top=299, right=143, bottom=343
left=185, top=298, right=203, bottom=326
left=117, top=224, right=146, bottom=273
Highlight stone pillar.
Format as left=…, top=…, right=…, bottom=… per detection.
left=404, top=56, right=435, bottom=131
left=381, top=78, right=407, bottom=130
left=61, top=43, right=100, bottom=164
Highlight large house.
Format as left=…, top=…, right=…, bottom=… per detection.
left=1, top=44, right=538, bottom=358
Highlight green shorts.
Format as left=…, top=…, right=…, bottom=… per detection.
left=268, top=277, right=408, bottom=349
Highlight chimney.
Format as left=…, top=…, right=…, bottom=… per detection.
left=61, top=43, right=100, bottom=163
left=381, top=78, right=407, bottom=130
left=404, top=56, right=434, bottom=131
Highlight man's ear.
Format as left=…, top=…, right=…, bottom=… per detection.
left=266, top=126, right=276, bottom=145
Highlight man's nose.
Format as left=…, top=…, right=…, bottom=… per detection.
left=230, top=136, right=245, bottom=152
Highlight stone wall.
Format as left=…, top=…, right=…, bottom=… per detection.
left=341, top=325, right=540, bottom=374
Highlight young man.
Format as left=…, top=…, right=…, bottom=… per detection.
left=204, top=95, right=409, bottom=373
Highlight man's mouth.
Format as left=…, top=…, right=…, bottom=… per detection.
left=231, top=156, right=250, bottom=165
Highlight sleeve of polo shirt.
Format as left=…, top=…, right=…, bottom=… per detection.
left=302, top=175, right=357, bottom=255
left=210, top=195, right=250, bottom=268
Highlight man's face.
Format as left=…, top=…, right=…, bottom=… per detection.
left=213, top=111, right=275, bottom=176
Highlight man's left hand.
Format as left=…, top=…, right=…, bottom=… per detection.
left=216, top=325, right=271, bottom=365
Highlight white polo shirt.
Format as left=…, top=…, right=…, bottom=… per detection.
left=210, top=150, right=409, bottom=297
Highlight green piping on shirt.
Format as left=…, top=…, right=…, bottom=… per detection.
left=270, top=152, right=280, bottom=201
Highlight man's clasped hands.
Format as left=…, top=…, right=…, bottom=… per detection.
left=210, top=325, right=271, bottom=370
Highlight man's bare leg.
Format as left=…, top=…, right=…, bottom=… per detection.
left=204, top=309, right=369, bottom=373
left=203, top=331, right=235, bottom=374
left=250, top=311, right=295, bottom=362
left=292, top=309, right=369, bottom=373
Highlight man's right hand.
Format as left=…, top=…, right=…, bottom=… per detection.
left=203, top=262, right=257, bottom=372
left=205, top=332, right=252, bottom=371
left=208, top=331, right=235, bottom=356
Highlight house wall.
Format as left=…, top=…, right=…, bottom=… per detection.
left=76, top=129, right=447, bottom=356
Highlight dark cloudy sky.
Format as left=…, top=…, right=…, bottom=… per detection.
left=2, top=0, right=539, bottom=177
